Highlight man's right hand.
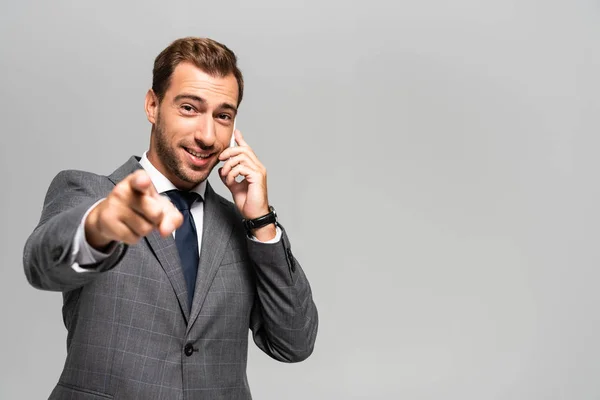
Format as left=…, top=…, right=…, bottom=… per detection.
left=85, top=170, right=184, bottom=250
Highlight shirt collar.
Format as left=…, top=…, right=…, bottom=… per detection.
left=139, top=151, right=207, bottom=199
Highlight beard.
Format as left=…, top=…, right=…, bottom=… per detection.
left=153, top=113, right=216, bottom=186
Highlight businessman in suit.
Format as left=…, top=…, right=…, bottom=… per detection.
left=23, top=37, right=318, bottom=400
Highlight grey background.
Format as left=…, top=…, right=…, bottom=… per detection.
left=1, top=0, right=599, bottom=399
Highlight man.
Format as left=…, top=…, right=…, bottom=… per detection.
left=23, top=37, right=318, bottom=400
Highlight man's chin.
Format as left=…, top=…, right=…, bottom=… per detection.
left=179, top=165, right=214, bottom=184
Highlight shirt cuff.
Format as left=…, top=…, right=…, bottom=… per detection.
left=71, top=199, right=119, bottom=273
left=249, top=225, right=282, bottom=244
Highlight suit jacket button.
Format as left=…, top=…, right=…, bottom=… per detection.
left=184, top=343, right=194, bottom=357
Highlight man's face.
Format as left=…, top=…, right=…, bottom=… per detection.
left=146, top=62, right=238, bottom=190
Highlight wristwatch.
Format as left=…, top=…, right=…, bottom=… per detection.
left=243, top=206, right=277, bottom=234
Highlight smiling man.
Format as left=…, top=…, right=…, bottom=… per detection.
left=23, top=37, right=318, bottom=400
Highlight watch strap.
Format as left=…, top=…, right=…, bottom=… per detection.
left=243, top=206, right=277, bottom=233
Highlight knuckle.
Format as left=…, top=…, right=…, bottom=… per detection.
left=146, top=210, right=161, bottom=223
left=152, top=204, right=166, bottom=220
left=107, top=193, right=122, bottom=207
left=111, top=184, right=127, bottom=200
left=141, top=203, right=159, bottom=220
left=141, top=222, right=154, bottom=236
left=100, top=207, right=115, bottom=224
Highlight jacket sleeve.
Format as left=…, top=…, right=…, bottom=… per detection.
left=23, top=170, right=127, bottom=292
left=248, top=225, right=318, bottom=362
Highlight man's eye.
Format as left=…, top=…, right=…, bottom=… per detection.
left=181, top=105, right=195, bottom=113
left=218, top=114, right=232, bottom=120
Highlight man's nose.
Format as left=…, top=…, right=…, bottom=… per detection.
left=193, top=116, right=217, bottom=148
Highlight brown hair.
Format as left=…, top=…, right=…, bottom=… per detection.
left=152, top=37, right=244, bottom=105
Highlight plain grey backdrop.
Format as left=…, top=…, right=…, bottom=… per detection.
left=1, top=0, right=599, bottom=399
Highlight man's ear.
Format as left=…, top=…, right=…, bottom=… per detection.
left=145, top=89, right=159, bottom=124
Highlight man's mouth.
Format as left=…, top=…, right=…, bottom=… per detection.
left=184, top=147, right=212, bottom=159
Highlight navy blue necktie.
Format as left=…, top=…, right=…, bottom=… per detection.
left=165, top=190, right=201, bottom=311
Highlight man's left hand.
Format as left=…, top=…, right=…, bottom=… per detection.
left=218, top=130, right=275, bottom=241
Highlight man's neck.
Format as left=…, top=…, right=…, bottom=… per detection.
left=140, top=151, right=207, bottom=198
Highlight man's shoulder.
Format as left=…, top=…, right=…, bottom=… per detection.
left=48, top=157, right=141, bottom=192
left=46, top=168, right=120, bottom=202
left=49, top=169, right=112, bottom=189
left=40, top=169, right=115, bottom=220
left=52, top=168, right=105, bottom=179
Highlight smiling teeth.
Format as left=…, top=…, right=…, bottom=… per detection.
left=187, top=149, right=209, bottom=158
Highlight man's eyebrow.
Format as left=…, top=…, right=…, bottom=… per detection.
left=173, top=94, right=238, bottom=115
left=220, top=103, right=238, bottom=115
left=173, top=94, right=205, bottom=104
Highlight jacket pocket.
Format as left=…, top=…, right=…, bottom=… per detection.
left=50, top=382, right=113, bottom=399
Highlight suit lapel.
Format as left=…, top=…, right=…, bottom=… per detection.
left=108, top=156, right=190, bottom=321
left=187, top=182, right=233, bottom=333
left=145, top=231, right=191, bottom=320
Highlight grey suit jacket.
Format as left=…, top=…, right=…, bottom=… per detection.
left=23, top=156, right=318, bottom=400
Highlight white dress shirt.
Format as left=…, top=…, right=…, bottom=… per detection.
left=71, top=152, right=281, bottom=272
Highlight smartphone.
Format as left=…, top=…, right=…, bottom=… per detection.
left=230, top=118, right=244, bottom=182
left=229, top=118, right=237, bottom=149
